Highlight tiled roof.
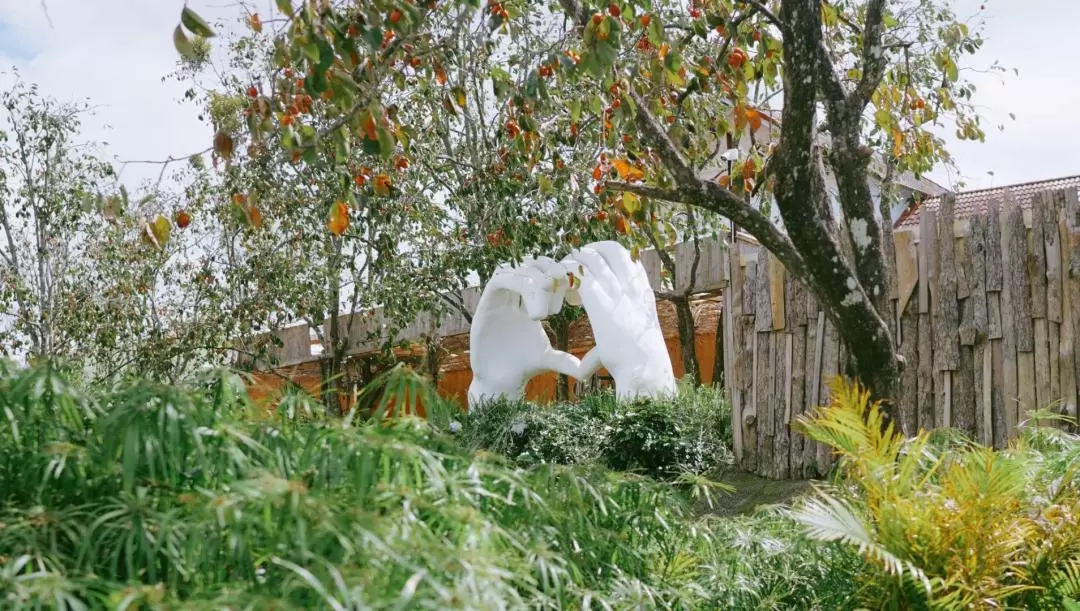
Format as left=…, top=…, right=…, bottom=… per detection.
left=897, top=175, right=1080, bottom=229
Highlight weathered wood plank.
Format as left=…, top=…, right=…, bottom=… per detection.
left=991, top=339, right=1006, bottom=448
left=970, top=214, right=989, bottom=341
left=1050, top=321, right=1061, bottom=423
left=1035, top=320, right=1051, bottom=421
left=959, top=239, right=977, bottom=347
left=1003, top=191, right=1035, bottom=353
left=818, top=318, right=840, bottom=473
left=755, top=255, right=772, bottom=332
left=774, top=333, right=791, bottom=479
left=769, top=253, right=786, bottom=331
left=937, top=371, right=952, bottom=429
left=1000, top=201, right=1021, bottom=438
left=899, top=297, right=919, bottom=437
left=1045, top=191, right=1063, bottom=324
left=935, top=194, right=961, bottom=371
left=787, top=274, right=808, bottom=328
left=803, top=311, right=823, bottom=476
left=1030, top=192, right=1049, bottom=319
left=724, top=247, right=742, bottom=459
left=743, top=321, right=758, bottom=473
left=918, top=311, right=934, bottom=432
left=896, top=230, right=919, bottom=321
left=986, top=197, right=1004, bottom=292
left=757, top=332, right=775, bottom=477
left=975, top=342, right=990, bottom=445
left=919, top=210, right=936, bottom=314
left=743, top=261, right=758, bottom=318
left=1064, top=187, right=1080, bottom=424
left=790, top=323, right=808, bottom=476
left=1060, top=208, right=1079, bottom=425
left=955, top=346, right=977, bottom=436
left=1018, top=353, right=1037, bottom=425
left=957, top=237, right=970, bottom=300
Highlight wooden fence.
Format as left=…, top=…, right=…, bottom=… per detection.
left=729, top=187, right=1080, bottom=479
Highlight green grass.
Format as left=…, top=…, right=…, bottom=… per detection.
left=0, top=362, right=862, bottom=609
left=4, top=362, right=1077, bottom=609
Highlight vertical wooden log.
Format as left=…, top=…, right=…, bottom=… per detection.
left=895, top=230, right=919, bottom=325
left=1030, top=192, right=1049, bottom=319
left=918, top=208, right=936, bottom=432
left=755, top=254, right=772, bottom=332
left=918, top=311, right=935, bottom=432
left=991, top=339, right=1006, bottom=448
left=1059, top=205, right=1078, bottom=425
left=741, top=259, right=758, bottom=472
left=774, top=333, right=791, bottom=479
left=970, top=213, right=991, bottom=444
left=743, top=319, right=758, bottom=473
left=769, top=253, right=786, bottom=331
left=935, top=197, right=959, bottom=430
left=787, top=275, right=808, bottom=476
left=1064, top=187, right=1080, bottom=425
left=817, top=317, right=840, bottom=472
left=1045, top=192, right=1063, bottom=325
left=919, top=210, right=936, bottom=314
left=1001, top=193, right=1031, bottom=437
left=936, top=195, right=961, bottom=371
left=805, top=307, right=825, bottom=476
left=724, top=246, right=742, bottom=460
left=756, top=332, right=774, bottom=477
left=789, top=324, right=807, bottom=476
left=1035, top=320, right=1052, bottom=422
left=899, top=297, right=919, bottom=437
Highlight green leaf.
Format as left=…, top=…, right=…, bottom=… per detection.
left=173, top=25, right=197, bottom=60
left=377, top=127, right=396, bottom=159
left=538, top=175, right=554, bottom=195
left=569, top=100, right=582, bottom=123
left=181, top=7, right=216, bottom=38
left=275, top=0, right=294, bottom=17
left=451, top=86, right=467, bottom=108
left=363, top=26, right=383, bottom=50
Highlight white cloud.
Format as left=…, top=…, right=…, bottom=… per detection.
left=0, top=0, right=1072, bottom=196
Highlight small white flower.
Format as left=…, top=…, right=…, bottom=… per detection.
left=449, top=421, right=462, bottom=433
left=510, top=420, right=526, bottom=436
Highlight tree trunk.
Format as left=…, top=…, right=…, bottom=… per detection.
left=551, top=316, right=571, bottom=401
left=673, top=295, right=701, bottom=386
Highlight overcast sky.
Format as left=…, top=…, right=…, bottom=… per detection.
left=0, top=0, right=1075, bottom=194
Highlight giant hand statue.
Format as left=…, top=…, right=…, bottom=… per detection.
left=563, top=241, right=676, bottom=400
left=467, top=256, right=580, bottom=410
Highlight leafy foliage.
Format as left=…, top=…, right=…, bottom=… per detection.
left=444, top=381, right=733, bottom=478
left=0, top=361, right=835, bottom=609
left=792, top=377, right=1080, bottom=610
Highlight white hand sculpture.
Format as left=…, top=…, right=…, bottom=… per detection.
left=562, top=241, right=676, bottom=401
left=467, top=256, right=580, bottom=410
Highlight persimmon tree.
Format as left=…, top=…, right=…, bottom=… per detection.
left=174, top=0, right=996, bottom=411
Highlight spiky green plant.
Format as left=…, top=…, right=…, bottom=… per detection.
left=0, top=361, right=825, bottom=609
left=792, top=377, right=1080, bottom=610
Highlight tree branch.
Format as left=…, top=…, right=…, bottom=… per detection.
left=853, top=0, right=889, bottom=109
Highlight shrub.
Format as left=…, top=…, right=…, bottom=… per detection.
left=448, top=381, right=733, bottom=479
left=792, top=377, right=1080, bottom=610
left=0, top=362, right=768, bottom=609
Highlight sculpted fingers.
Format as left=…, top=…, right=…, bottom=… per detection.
left=569, top=247, right=621, bottom=300
left=561, top=253, right=615, bottom=314
left=586, top=241, right=641, bottom=297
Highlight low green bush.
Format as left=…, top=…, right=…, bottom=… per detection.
left=445, top=380, right=734, bottom=479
